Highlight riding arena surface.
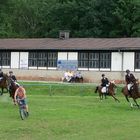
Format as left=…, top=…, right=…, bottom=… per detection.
left=0, top=81, right=140, bottom=140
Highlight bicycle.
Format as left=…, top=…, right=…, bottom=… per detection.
left=17, top=99, right=28, bottom=120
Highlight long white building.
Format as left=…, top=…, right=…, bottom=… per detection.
left=0, top=36, right=140, bottom=83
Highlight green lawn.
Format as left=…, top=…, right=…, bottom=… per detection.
left=0, top=83, right=140, bottom=140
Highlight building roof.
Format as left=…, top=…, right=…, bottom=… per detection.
left=0, top=38, right=140, bottom=51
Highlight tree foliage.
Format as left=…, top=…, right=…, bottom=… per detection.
left=0, top=0, right=139, bottom=38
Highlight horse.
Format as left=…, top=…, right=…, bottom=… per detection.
left=63, top=76, right=84, bottom=83
left=8, top=78, right=19, bottom=104
left=122, top=80, right=140, bottom=108
left=70, top=76, right=84, bottom=83
left=95, top=81, right=120, bottom=102
left=0, top=73, right=9, bottom=95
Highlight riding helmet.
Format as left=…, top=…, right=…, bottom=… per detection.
left=126, top=69, right=130, bottom=73
left=9, top=71, right=13, bottom=73
left=102, top=74, right=105, bottom=77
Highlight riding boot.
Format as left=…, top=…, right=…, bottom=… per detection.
left=106, top=88, right=108, bottom=95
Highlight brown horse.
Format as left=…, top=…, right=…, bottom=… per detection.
left=8, top=78, right=19, bottom=104
left=71, top=76, right=84, bottom=83
left=122, top=80, right=140, bottom=108
left=95, top=81, right=120, bottom=102
left=0, top=73, right=9, bottom=95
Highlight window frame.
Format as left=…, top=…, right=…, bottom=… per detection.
left=28, top=51, right=58, bottom=68
left=135, top=52, right=140, bottom=69
left=78, top=51, right=111, bottom=70
left=0, top=52, right=11, bottom=67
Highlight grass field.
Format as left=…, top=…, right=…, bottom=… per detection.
left=0, top=82, right=140, bottom=140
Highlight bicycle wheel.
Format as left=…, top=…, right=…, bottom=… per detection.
left=19, top=109, right=26, bottom=120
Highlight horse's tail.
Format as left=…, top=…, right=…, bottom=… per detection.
left=95, top=86, right=98, bottom=93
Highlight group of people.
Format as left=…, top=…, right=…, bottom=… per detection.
left=62, top=69, right=136, bottom=96
left=0, top=69, right=29, bottom=115
left=0, top=67, right=136, bottom=113
left=63, top=70, right=83, bottom=82
left=100, top=69, right=137, bottom=96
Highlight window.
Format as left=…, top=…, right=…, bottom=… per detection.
left=78, top=52, right=88, bottom=68
left=48, top=52, right=57, bottom=67
left=89, top=53, right=99, bottom=68
left=135, top=52, right=140, bottom=69
left=38, top=52, right=47, bottom=67
left=78, top=52, right=111, bottom=69
left=29, top=52, right=57, bottom=68
left=100, top=53, right=111, bottom=68
left=0, top=52, right=10, bottom=66
left=29, top=52, right=37, bottom=67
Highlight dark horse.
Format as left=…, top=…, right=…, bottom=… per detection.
left=122, top=80, right=140, bottom=108
left=71, top=76, right=84, bottom=83
left=8, top=79, right=19, bottom=104
left=95, top=81, right=120, bottom=102
left=63, top=76, right=84, bottom=83
left=0, top=73, right=9, bottom=95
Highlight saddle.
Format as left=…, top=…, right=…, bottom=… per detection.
left=101, top=87, right=108, bottom=94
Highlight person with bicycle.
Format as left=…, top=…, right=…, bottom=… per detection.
left=14, top=84, right=29, bottom=116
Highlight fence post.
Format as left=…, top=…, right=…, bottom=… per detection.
left=49, top=85, right=52, bottom=96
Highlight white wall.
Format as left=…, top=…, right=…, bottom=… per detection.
left=123, top=52, right=134, bottom=71
left=68, top=52, right=77, bottom=60
left=58, top=52, right=67, bottom=60
left=111, top=52, right=122, bottom=71
left=11, top=52, right=19, bottom=68
left=58, top=52, right=78, bottom=60
left=19, top=52, right=28, bottom=69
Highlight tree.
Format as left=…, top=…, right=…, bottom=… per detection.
left=112, top=0, right=140, bottom=37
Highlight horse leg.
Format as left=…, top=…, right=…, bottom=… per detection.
left=133, top=99, right=139, bottom=108
left=111, top=94, right=120, bottom=102
left=99, top=94, right=102, bottom=100
left=125, top=95, right=129, bottom=102
left=100, top=93, right=103, bottom=100
left=1, top=88, right=4, bottom=95
left=5, top=87, right=9, bottom=93
left=0, top=90, right=2, bottom=95
left=125, top=95, right=135, bottom=108
left=95, top=86, right=98, bottom=93
left=104, top=92, right=108, bottom=99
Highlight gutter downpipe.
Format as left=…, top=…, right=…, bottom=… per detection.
left=121, top=51, right=124, bottom=84
left=118, top=49, right=124, bottom=84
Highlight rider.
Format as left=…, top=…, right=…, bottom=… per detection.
left=0, top=69, right=4, bottom=82
left=9, top=71, right=17, bottom=82
left=14, top=84, right=29, bottom=116
left=125, top=69, right=136, bottom=96
left=9, top=71, right=17, bottom=97
left=101, top=74, right=109, bottom=94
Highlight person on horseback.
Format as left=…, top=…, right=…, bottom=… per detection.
left=9, top=71, right=17, bottom=82
left=125, top=69, right=136, bottom=96
left=14, top=84, right=29, bottom=116
left=0, top=69, right=4, bottom=82
left=101, top=74, right=109, bottom=94
left=8, top=71, right=17, bottom=97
